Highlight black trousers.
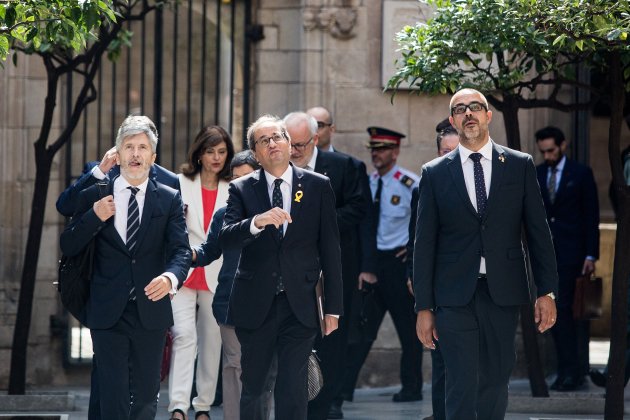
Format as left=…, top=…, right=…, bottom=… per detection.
left=431, top=341, right=446, bottom=420
left=90, top=300, right=166, bottom=420
left=236, top=293, right=317, bottom=420
left=436, top=279, right=519, bottom=420
left=337, top=250, right=423, bottom=397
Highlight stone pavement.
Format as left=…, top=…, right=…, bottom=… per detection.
left=5, top=379, right=624, bottom=420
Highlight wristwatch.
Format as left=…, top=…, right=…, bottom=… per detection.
left=545, top=292, right=556, bottom=300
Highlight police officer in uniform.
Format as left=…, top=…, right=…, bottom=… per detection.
left=345, top=127, right=424, bottom=402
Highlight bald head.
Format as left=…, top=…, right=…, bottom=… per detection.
left=307, top=106, right=335, bottom=150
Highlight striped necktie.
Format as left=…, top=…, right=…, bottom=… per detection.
left=470, top=153, right=487, bottom=218
left=548, top=167, right=558, bottom=204
left=127, top=186, right=140, bottom=300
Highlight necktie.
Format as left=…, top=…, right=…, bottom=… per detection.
left=548, top=167, right=557, bottom=204
left=374, top=177, right=383, bottom=229
left=272, top=179, right=284, bottom=239
left=470, top=153, right=487, bottom=218
left=127, top=186, right=140, bottom=300
left=272, top=179, right=285, bottom=293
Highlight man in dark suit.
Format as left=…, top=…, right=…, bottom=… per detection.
left=414, top=89, right=558, bottom=419
left=57, top=146, right=179, bottom=217
left=284, top=111, right=365, bottom=420
left=535, top=126, right=599, bottom=391
left=60, top=115, right=191, bottom=419
left=219, top=114, right=343, bottom=420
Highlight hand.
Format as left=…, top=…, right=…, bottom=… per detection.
left=93, top=195, right=115, bottom=221
left=324, top=315, right=339, bottom=336
left=534, top=295, right=557, bottom=333
left=145, top=275, right=172, bottom=301
left=417, top=310, right=437, bottom=350
left=254, top=207, right=292, bottom=229
left=395, top=247, right=408, bottom=262
left=582, top=259, right=596, bottom=276
left=192, top=248, right=197, bottom=263
left=358, top=272, right=377, bottom=290
left=98, top=147, right=118, bottom=174
left=406, top=279, right=414, bottom=296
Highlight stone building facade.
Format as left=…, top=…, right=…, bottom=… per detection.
left=0, top=0, right=623, bottom=389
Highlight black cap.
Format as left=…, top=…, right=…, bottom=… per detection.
left=366, top=126, right=406, bottom=149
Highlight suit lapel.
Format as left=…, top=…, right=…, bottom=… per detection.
left=555, top=159, right=571, bottom=203
left=314, top=153, right=328, bottom=177
left=447, top=149, right=478, bottom=217
left=284, top=166, right=305, bottom=241
left=484, top=143, right=506, bottom=220
left=190, top=175, right=206, bottom=235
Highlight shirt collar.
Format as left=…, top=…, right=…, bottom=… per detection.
left=551, top=155, right=567, bottom=172
left=114, top=175, right=149, bottom=195
left=306, top=147, right=318, bottom=171
left=264, top=164, right=293, bottom=188
left=459, top=140, right=493, bottom=164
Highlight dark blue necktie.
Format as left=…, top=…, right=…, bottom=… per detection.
left=470, top=153, right=487, bottom=218
left=272, top=179, right=285, bottom=293
left=127, top=186, right=140, bottom=300
left=272, top=179, right=284, bottom=239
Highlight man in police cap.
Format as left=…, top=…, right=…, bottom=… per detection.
left=358, top=127, right=424, bottom=401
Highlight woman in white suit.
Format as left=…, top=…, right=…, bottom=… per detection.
left=168, top=126, right=234, bottom=420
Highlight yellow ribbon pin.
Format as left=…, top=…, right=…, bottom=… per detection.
left=294, top=190, right=303, bottom=203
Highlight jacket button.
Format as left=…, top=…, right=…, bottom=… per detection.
left=550, top=217, right=556, bottom=223
left=132, top=259, right=136, bottom=264
left=272, top=272, right=277, bottom=277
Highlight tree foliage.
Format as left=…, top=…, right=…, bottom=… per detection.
left=0, top=0, right=117, bottom=63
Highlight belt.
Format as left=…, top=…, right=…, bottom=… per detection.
left=376, top=246, right=406, bottom=255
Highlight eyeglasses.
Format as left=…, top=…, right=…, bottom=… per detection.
left=291, top=137, right=313, bottom=151
left=450, top=101, right=487, bottom=115
left=255, top=133, right=287, bottom=148
left=317, top=121, right=332, bottom=129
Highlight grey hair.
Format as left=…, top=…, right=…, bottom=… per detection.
left=230, top=150, right=261, bottom=171
left=283, top=111, right=318, bottom=136
left=246, top=114, right=288, bottom=151
left=115, top=115, right=159, bottom=153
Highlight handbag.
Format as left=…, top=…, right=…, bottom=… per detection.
left=307, top=350, right=323, bottom=401
left=572, top=274, right=603, bottom=320
left=57, top=238, right=95, bottom=321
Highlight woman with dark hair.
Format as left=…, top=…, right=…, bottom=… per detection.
left=168, top=126, right=235, bottom=420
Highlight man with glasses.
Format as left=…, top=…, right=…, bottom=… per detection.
left=219, top=115, right=343, bottom=420
left=284, top=111, right=366, bottom=420
left=413, top=88, right=558, bottom=419
left=306, top=106, right=336, bottom=152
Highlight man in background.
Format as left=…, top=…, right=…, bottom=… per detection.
left=535, top=126, right=599, bottom=391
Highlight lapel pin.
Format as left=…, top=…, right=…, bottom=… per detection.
left=499, top=155, right=505, bottom=163
left=294, top=190, right=303, bottom=203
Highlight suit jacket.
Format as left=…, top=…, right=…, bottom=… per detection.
left=56, top=161, right=179, bottom=217
left=413, top=142, right=558, bottom=311
left=59, top=178, right=191, bottom=330
left=179, top=174, right=229, bottom=291
left=219, top=165, right=343, bottom=330
left=536, top=159, right=599, bottom=267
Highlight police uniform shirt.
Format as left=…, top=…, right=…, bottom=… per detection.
left=370, top=164, right=419, bottom=251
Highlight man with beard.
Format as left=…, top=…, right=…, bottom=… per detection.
left=535, top=126, right=599, bottom=391
left=60, top=115, right=191, bottom=419
left=414, top=89, right=558, bottom=419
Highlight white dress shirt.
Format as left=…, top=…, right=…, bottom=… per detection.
left=250, top=165, right=293, bottom=235
left=459, top=140, right=493, bottom=274
left=305, top=147, right=318, bottom=172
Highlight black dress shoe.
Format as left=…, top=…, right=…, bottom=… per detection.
left=392, top=388, right=422, bottom=402
left=327, top=399, right=344, bottom=419
left=589, top=369, right=607, bottom=388
left=557, top=375, right=584, bottom=391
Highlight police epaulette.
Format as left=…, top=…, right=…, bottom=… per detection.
left=399, top=175, right=414, bottom=188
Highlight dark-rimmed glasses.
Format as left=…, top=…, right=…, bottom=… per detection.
left=255, top=133, right=287, bottom=148
left=450, top=101, right=487, bottom=115
left=291, top=137, right=313, bottom=151
left=317, top=121, right=333, bottom=129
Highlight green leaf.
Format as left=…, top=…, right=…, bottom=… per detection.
left=552, top=34, right=567, bottom=46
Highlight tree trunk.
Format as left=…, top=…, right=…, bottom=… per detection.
left=501, top=98, right=550, bottom=397
left=604, top=50, right=630, bottom=419
left=8, top=150, right=53, bottom=394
